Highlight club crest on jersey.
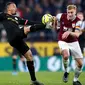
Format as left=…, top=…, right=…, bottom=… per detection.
left=72, top=23, right=75, bottom=28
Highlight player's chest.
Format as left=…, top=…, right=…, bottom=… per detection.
left=6, top=16, right=19, bottom=24
left=61, top=20, right=76, bottom=32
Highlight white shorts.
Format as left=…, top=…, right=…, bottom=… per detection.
left=58, top=41, right=83, bottom=59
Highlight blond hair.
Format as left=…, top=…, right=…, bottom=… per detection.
left=67, top=5, right=77, bottom=10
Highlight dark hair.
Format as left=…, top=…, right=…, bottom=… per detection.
left=4, top=2, right=15, bottom=12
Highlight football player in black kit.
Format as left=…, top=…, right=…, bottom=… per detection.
left=0, top=2, right=51, bottom=85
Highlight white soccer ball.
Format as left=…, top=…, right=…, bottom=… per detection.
left=42, top=14, right=53, bottom=25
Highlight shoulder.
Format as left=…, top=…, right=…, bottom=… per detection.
left=57, top=13, right=67, bottom=21
left=11, top=15, right=22, bottom=21
left=56, top=13, right=62, bottom=21
left=15, top=16, right=23, bottom=20
left=75, top=17, right=82, bottom=25
left=14, top=16, right=20, bottom=20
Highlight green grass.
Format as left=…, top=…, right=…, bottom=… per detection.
left=0, top=71, right=85, bottom=85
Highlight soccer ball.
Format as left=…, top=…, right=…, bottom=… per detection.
left=42, top=14, right=53, bottom=24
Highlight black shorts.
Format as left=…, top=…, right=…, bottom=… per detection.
left=12, top=48, right=23, bottom=58
left=9, top=37, right=29, bottom=55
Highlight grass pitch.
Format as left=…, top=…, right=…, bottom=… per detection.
left=0, top=71, right=85, bottom=85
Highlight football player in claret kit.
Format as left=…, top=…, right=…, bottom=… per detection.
left=0, top=2, right=53, bottom=85
left=53, top=5, right=83, bottom=85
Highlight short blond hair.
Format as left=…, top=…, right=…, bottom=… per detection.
left=67, top=5, right=77, bottom=10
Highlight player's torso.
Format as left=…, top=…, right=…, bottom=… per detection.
left=58, top=13, right=80, bottom=43
left=2, top=14, right=22, bottom=41
left=3, top=14, right=19, bottom=30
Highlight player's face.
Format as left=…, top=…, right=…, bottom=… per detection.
left=67, top=9, right=76, bottom=20
left=8, top=3, right=17, bottom=15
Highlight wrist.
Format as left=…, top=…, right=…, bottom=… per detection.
left=24, top=26, right=31, bottom=34
left=69, top=31, right=71, bottom=35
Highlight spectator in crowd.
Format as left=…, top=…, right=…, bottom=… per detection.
left=39, top=31, right=46, bottom=42
left=81, top=0, right=85, bottom=12
left=53, top=47, right=60, bottom=56
left=32, top=3, right=43, bottom=22
left=0, top=23, right=4, bottom=40
left=0, top=29, right=7, bottom=42
left=41, top=0, right=51, bottom=14
left=0, top=0, right=5, bottom=12
left=11, top=48, right=27, bottom=75
left=30, top=42, right=39, bottom=56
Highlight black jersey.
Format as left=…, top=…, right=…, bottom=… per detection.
left=0, top=12, right=39, bottom=42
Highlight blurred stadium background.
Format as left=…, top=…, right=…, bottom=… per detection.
left=0, top=0, right=85, bottom=85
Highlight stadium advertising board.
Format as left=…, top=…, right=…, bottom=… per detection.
left=0, top=42, right=59, bottom=57
left=0, top=56, right=85, bottom=71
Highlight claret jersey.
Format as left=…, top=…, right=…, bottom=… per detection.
left=56, top=13, right=83, bottom=42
